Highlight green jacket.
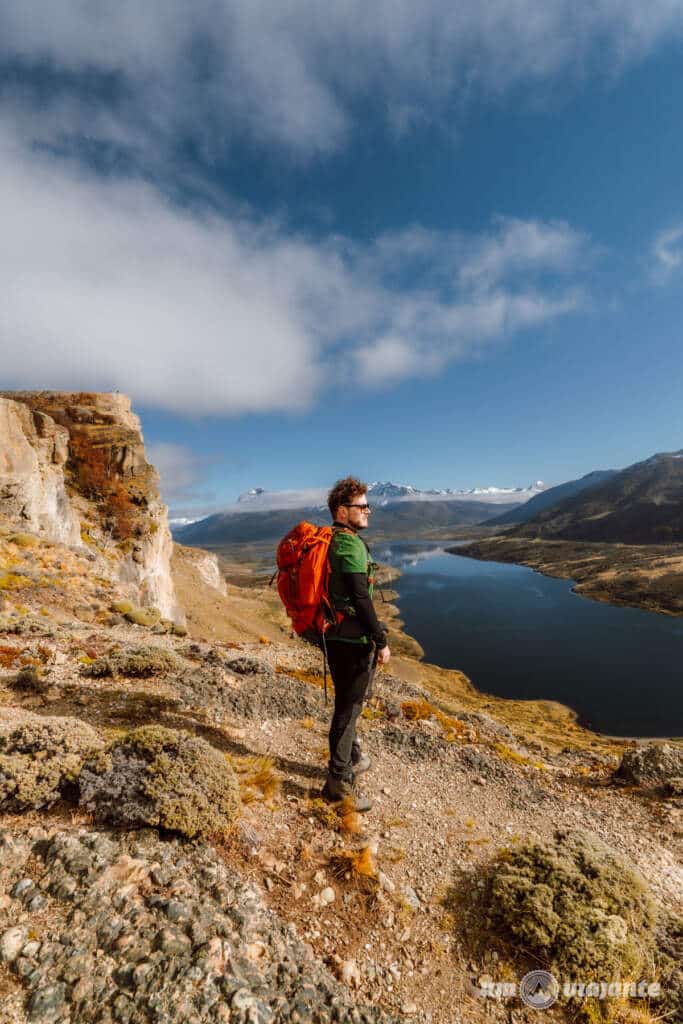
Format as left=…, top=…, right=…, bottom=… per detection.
left=327, top=525, right=386, bottom=646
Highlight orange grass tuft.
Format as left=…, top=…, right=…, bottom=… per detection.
left=401, top=698, right=474, bottom=742
left=0, top=645, right=21, bottom=669
left=226, top=754, right=281, bottom=804
left=338, top=795, right=363, bottom=835
left=328, top=844, right=378, bottom=885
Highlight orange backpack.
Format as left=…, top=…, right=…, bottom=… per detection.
left=275, top=522, right=343, bottom=640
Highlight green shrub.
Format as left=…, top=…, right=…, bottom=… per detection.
left=487, top=829, right=657, bottom=980
left=124, top=606, right=160, bottom=627
left=0, top=715, right=104, bottom=810
left=113, top=646, right=178, bottom=677
left=79, top=725, right=241, bottom=839
left=79, top=646, right=178, bottom=679
left=79, top=656, right=114, bottom=678
left=8, top=666, right=49, bottom=694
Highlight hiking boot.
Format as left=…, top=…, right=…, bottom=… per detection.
left=351, top=741, right=371, bottom=775
left=350, top=752, right=371, bottom=775
left=321, top=773, right=373, bottom=813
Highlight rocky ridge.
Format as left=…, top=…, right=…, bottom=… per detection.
left=0, top=392, right=181, bottom=624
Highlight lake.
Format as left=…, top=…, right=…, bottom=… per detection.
left=372, top=540, right=683, bottom=738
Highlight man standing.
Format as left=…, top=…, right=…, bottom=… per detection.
left=321, top=477, right=391, bottom=812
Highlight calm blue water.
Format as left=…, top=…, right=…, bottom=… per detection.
left=373, top=541, right=683, bottom=737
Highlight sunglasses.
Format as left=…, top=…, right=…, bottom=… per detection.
left=344, top=503, right=373, bottom=513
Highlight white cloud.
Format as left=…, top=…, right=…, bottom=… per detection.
left=0, top=123, right=589, bottom=410
left=145, top=442, right=207, bottom=502
left=458, top=216, right=588, bottom=290
left=354, top=336, right=437, bottom=384
left=1, top=1, right=683, bottom=157
left=0, top=130, right=321, bottom=415
left=651, top=224, right=683, bottom=283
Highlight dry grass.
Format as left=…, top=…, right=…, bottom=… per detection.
left=226, top=754, right=281, bottom=805
left=327, top=844, right=379, bottom=890
left=305, top=795, right=363, bottom=834
left=338, top=795, right=363, bottom=835
left=276, top=665, right=331, bottom=692
left=400, top=698, right=474, bottom=742
left=0, top=645, right=21, bottom=669
left=0, top=573, right=31, bottom=591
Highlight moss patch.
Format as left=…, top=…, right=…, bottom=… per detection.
left=8, top=533, right=39, bottom=549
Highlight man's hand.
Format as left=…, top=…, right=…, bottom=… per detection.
left=377, top=644, right=391, bottom=666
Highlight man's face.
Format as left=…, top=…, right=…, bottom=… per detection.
left=337, top=492, right=371, bottom=530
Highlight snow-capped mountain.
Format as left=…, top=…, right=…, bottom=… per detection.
left=232, top=480, right=546, bottom=512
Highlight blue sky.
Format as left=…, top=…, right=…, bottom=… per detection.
left=1, top=3, right=682, bottom=518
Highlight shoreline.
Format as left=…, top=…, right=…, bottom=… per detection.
left=376, top=541, right=683, bottom=750
left=452, top=534, right=683, bottom=617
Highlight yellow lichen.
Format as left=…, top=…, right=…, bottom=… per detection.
left=0, top=573, right=31, bottom=591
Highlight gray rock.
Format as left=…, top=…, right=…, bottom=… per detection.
left=11, top=877, right=35, bottom=899
left=164, top=899, right=192, bottom=923
left=400, top=886, right=421, bottom=912
left=155, top=928, right=192, bottom=957
left=616, top=744, right=683, bottom=788
left=27, top=982, right=66, bottom=1021
left=226, top=656, right=268, bottom=675
left=0, top=925, right=28, bottom=963
left=0, top=830, right=30, bottom=869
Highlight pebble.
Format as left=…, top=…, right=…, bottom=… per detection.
left=0, top=829, right=395, bottom=1024
left=11, top=877, right=35, bottom=899
left=377, top=871, right=395, bottom=893
left=27, top=982, right=66, bottom=1021
left=0, top=926, right=27, bottom=963
left=341, top=960, right=361, bottom=988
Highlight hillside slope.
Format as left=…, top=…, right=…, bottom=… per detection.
left=513, top=451, right=683, bottom=543
left=486, top=470, right=617, bottom=527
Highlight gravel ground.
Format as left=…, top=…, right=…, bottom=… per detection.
left=0, top=826, right=407, bottom=1024
left=1, top=625, right=681, bottom=1024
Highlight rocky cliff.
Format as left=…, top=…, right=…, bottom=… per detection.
left=0, top=391, right=182, bottom=624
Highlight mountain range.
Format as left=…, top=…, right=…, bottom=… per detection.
left=175, top=497, right=518, bottom=546
left=486, top=470, right=618, bottom=526
left=511, top=451, right=683, bottom=544
left=232, top=479, right=547, bottom=512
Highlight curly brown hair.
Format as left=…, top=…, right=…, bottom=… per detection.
left=327, top=476, right=368, bottom=519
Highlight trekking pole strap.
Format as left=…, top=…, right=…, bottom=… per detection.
left=321, top=630, right=329, bottom=705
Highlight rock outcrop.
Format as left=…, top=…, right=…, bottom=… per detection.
left=0, top=398, right=80, bottom=545
left=0, top=392, right=183, bottom=623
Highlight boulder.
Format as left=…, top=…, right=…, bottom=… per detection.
left=616, top=743, right=683, bottom=789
